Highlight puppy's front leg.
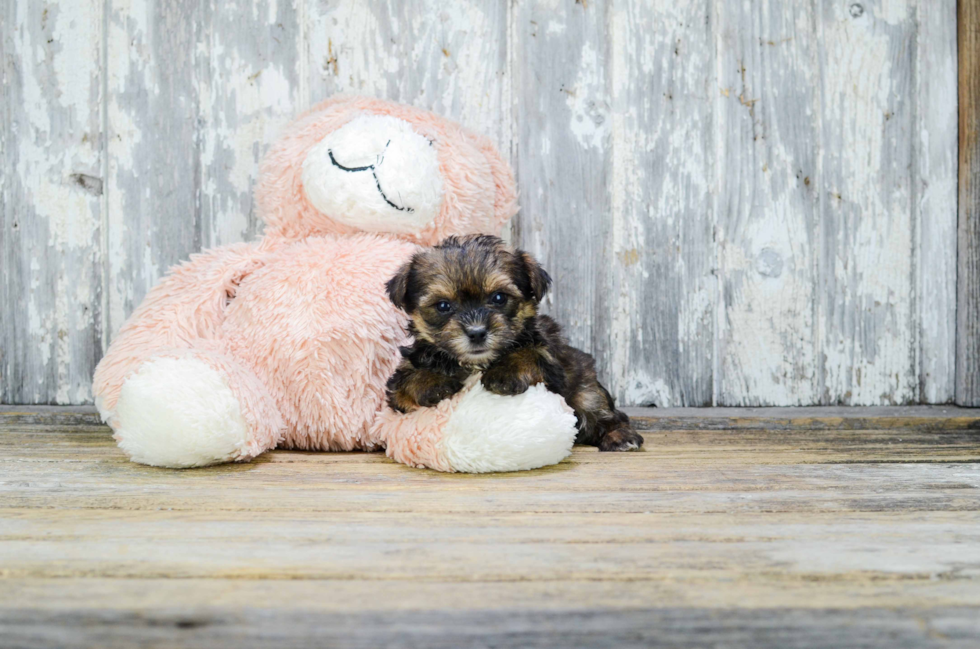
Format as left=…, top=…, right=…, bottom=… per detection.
left=386, top=360, right=465, bottom=412
left=481, top=346, right=565, bottom=396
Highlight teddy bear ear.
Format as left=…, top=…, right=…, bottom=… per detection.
left=516, top=250, right=551, bottom=303
left=386, top=255, right=419, bottom=311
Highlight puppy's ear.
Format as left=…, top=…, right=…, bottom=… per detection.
left=386, top=256, right=418, bottom=311
left=516, top=250, right=552, bottom=303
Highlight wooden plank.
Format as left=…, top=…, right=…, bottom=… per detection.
left=0, top=0, right=105, bottom=404
left=510, top=0, right=610, bottom=364
left=5, top=426, right=980, bottom=466
left=2, top=508, right=979, bottom=580
left=0, top=405, right=103, bottom=426
left=104, top=0, right=205, bottom=339
left=2, top=426, right=979, bottom=515
left=5, top=508, right=978, bottom=546
left=1, top=576, right=977, bottom=615
left=200, top=0, right=304, bottom=246
left=915, top=0, right=958, bottom=402
left=4, top=605, right=977, bottom=649
left=0, top=418, right=980, bottom=460
left=605, top=0, right=714, bottom=407
left=817, top=1, right=917, bottom=405
left=715, top=0, right=819, bottom=405
left=4, top=432, right=980, bottom=467
left=958, top=0, right=980, bottom=405
left=308, top=0, right=510, bottom=150
left=626, top=406, right=980, bottom=431
left=7, top=528, right=976, bottom=582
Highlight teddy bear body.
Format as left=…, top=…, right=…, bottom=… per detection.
left=221, top=234, right=416, bottom=451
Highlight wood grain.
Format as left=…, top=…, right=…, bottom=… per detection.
left=511, top=0, right=611, bottom=373
left=818, top=0, right=917, bottom=405
left=4, top=605, right=977, bottom=649
left=715, top=0, right=819, bottom=405
left=1, top=1, right=106, bottom=404
left=104, top=0, right=205, bottom=339
left=958, top=0, right=980, bottom=406
left=102, top=0, right=304, bottom=326
left=915, top=0, right=958, bottom=403
left=606, top=0, right=714, bottom=407
left=200, top=0, right=304, bottom=247
left=309, top=0, right=510, bottom=151
left=3, top=508, right=980, bottom=582
left=1, top=409, right=979, bottom=646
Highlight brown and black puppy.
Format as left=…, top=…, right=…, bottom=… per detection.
left=385, top=234, right=643, bottom=452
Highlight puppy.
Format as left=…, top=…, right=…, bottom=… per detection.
left=384, top=234, right=643, bottom=452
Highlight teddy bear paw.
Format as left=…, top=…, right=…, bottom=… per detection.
left=112, top=356, right=252, bottom=468
left=440, top=381, right=577, bottom=473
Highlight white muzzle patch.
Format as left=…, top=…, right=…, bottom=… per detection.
left=301, top=114, right=445, bottom=234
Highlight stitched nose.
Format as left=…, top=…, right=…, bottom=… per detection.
left=465, top=326, right=487, bottom=345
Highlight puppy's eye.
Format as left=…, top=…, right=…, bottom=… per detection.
left=490, top=292, right=508, bottom=306
left=435, top=300, right=453, bottom=313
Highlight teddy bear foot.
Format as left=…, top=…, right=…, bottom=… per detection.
left=111, top=355, right=279, bottom=468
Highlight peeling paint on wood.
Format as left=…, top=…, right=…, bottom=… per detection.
left=0, top=0, right=964, bottom=406
left=201, top=0, right=304, bottom=247
left=1, top=0, right=105, bottom=404
left=916, top=0, right=958, bottom=404
left=715, top=0, right=819, bottom=406
left=309, top=1, right=510, bottom=152
left=607, top=0, right=714, bottom=408
left=512, top=0, right=610, bottom=370
left=817, top=0, right=917, bottom=406
left=105, top=0, right=205, bottom=341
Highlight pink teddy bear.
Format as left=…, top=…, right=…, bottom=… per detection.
left=93, top=96, right=576, bottom=472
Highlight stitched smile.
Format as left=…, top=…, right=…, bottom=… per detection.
left=327, top=142, right=414, bottom=213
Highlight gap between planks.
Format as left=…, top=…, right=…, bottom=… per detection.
left=2, top=405, right=979, bottom=430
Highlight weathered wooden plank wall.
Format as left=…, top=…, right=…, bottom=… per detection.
left=0, top=0, right=962, bottom=407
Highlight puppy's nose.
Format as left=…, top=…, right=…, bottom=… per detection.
left=465, top=325, right=488, bottom=345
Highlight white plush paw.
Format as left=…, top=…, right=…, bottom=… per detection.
left=112, top=356, right=251, bottom=468
left=440, top=382, right=577, bottom=473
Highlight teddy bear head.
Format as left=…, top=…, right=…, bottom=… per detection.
left=255, top=96, right=518, bottom=245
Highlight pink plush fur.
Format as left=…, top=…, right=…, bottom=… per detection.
left=93, top=96, right=519, bottom=468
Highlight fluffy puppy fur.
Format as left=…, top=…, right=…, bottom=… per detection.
left=385, top=235, right=643, bottom=452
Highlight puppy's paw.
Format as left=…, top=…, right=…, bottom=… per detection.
left=417, top=379, right=464, bottom=407
left=598, top=427, right=644, bottom=452
left=481, top=367, right=532, bottom=396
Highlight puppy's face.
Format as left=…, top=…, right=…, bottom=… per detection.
left=386, top=235, right=551, bottom=367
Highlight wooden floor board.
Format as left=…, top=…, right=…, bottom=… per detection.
left=1, top=407, right=978, bottom=647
